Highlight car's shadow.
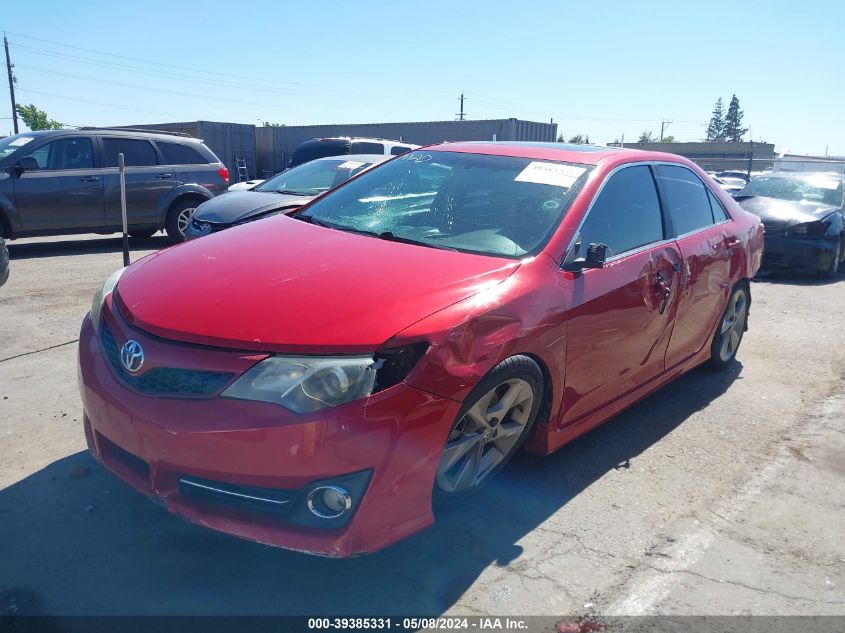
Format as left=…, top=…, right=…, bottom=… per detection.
left=754, top=265, right=845, bottom=287
left=6, top=235, right=172, bottom=260
left=0, top=363, right=742, bottom=616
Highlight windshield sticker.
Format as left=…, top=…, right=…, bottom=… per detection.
left=400, top=153, right=433, bottom=163
left=515, top=162, right=586, bottom=188
left=9, top=137, right=34, bottom=147
left=337, top=161, right=365, bottom=170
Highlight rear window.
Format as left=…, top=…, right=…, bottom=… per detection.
left=102, top=138, right=158, bottom=167
left=157, top=141, right=208, bottom=165
left=290, top=139, right=351, bottom=166
left=390, top=145, right=412, bottom=156
left=351, top=141, right=384, bottom=154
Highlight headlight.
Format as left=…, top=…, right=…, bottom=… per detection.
left=89, top=267, right=125, bottom=334
left=222, top=344, right=428, bottom=413
left=788, top=219, right=831, bottom=237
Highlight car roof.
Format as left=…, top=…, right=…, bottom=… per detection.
left=6, top=128, right=205, bottom=144
left=426, top=141, right=685, bottom=166
left=303, top=137, right=416, bottom=145
left=313, top=153, right=389, bottom=163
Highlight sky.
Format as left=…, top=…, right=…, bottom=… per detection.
left=2, top=0, right=844, bottom=155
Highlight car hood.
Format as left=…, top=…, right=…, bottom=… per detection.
left=737, top=196, right=840, bottom=227
left=116, top=216, right=521, bottom=353
left=192, top=190, right=311, bottom=225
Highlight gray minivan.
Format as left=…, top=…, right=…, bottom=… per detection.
left=0, top=128, right=229, bottom=241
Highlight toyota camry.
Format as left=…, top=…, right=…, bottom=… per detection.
left=78, top=142, right=763, bottom=556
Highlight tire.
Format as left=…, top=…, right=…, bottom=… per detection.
left=433, top=355, right=543, bottom=504
left=820, top=240, right=841, bottom=279
left=129, top=229, right=156, bottom=239
left=165, top=199, right=200, bottom=242
left=708, top=283, right=749, bottom=370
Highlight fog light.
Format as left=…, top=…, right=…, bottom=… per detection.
left=306, top=485, right=352, bottom=519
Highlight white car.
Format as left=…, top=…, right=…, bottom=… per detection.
left=228, top=179, right=265, bottom=192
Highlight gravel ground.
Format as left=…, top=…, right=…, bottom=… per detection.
left=1, top=233, right=843, bottom=619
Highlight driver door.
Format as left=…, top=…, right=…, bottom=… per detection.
left=12, top=136, right=105, bottom=232
left=562, top=164, right=683, bottom=425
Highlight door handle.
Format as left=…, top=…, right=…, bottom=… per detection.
left=79, top=175, right=100, bottom=182
left=724, top=237, right=741, bottom=249
left=157, top=173, right=173, bottom=179
left=656, top=271, right=671, bottom=315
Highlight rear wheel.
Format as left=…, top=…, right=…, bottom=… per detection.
left=165, top=199, right=200, bottom=242
left=434, top=356, right=543, bottom=502
left=708, top=283, right=749, bottom=370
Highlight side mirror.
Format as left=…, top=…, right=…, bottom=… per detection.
left=14, top=156, right=40, bottom=175
left=563, top=242, right=608, bottom=272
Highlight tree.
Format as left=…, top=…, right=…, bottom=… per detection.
left=662, top=135, right=675, bottom=143
left=723, top=95, right=747, bottom=142
left=262, top=121, right=285, bottom=127
left=15, top=103, right=63, bottom=131
left=556, top=133, right=565, bottom=142
left=705, top=98, right=725, bottom=142
left=584, top=135, right=590, bottom=144
left=638, top=130, right=654, bottom=143
left=567, top=134, right=585, bottom=144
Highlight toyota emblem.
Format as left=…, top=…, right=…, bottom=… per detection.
left=120, top=339, right=145, bottom=373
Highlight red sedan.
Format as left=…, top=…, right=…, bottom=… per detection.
left=78, top=142, right=763, bottom=556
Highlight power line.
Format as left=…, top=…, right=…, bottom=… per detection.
left=15, top=63, right=298, bottom=109
left=9, top=42, right=305, bottom=96
left=16, top=87, right=198, bottom=119
left=3, top=29, right=308, bottom=88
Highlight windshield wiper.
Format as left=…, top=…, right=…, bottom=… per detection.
left=291, top=214, right=339, bottom=229
left=373, top=230, right=459, bottom=252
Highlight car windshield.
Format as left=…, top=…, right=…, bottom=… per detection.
left=0, top=134, right=37, bottom=160
left=255, top=158, right=376, bottom=195
left=298, top=150, right=591, bottom=258
left=738, top=174, right=844, bottom=206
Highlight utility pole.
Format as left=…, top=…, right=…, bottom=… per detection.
left=4, top=34, right=18, bottom=134
left=456, top=93, right=466, bottom=121
left=659, top=120, right=672, bottom=142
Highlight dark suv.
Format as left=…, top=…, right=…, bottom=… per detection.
left=0, top=128, right=229, bottom=241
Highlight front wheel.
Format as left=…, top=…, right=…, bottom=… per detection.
left=434, top=356, right=543, bottom=502
left=708, top=283, right=749, bottom=370
left=820, top=239, right=841, bottom=279
left=165, top=199, right=199, bottom=242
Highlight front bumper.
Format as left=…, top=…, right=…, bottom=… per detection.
left=762, top=234, right=838, bottom=272
left=78, top=312, right=460, bottom=556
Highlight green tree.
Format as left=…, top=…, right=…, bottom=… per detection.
left=567, top=134, right=585, bottom=144
left=15, top=103, right=63, bottom=131
left=723, top=95, right=747, bottom=142
left=556, top=133, right=565, bottom=142
left=638, top=130, right=654, bottom=143
left=705, top=98, right=725, bottom=141
left=262, top=121, right=285, bottom=127
left=662, top=135, right=676, bottom=143
left=584, top=135, right=590, bottom=144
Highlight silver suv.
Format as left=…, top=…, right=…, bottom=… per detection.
left=0, top=128, right=229, bottom=241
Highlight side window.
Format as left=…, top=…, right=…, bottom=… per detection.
left=101, top=138, right=158, bottom=167
left=656, top=165, right=715, bottom=235
left=157, top=141, right=208, bottom=165
left=578, top=165, right=664, bottom=256
left=24, top=137, right=94, bottom=170
left=390, top=145, right=412, bottom=156
left=351, top=141, right=384, bottom=154
left=707, top=188, right=730, bottom=222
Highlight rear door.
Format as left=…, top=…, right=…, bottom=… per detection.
left=12, top=135, right=104, bottom=232
left=100, top=137, right=175, bottom=227
left=656, top=164, right=735, bottom=368
left=562, top=164, right=683, bottom=425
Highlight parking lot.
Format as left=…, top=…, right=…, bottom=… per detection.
left=1, top=233, right=843, bottom=617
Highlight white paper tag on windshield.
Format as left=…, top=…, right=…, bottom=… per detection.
left=515, top=162, right=586, bottom=188
left=9, top=137, right=33, bottom=147
left=337, top=160, right=365, bottom=170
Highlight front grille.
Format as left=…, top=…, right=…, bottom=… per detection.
left=179, top=475, right=295, bottom=516
left=102, top=325, right=234, bottom=397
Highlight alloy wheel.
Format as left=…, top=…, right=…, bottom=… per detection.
left=436, top=378, right=534, bottom=495
left=718, top=289, right=748, bottom=362
left=177, top=207, right=196, bottom=237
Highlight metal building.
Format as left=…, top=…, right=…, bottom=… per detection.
left=614, top=141, right=776, bottom=173
left=122, top=121, right=257, bottom=181
left=255, top=118, right=558, bottom=176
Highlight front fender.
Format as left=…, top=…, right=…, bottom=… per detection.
left=157, top=184, right=214, bottom=222
left=0, top=186, right=20, bottom=237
